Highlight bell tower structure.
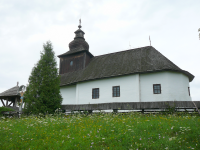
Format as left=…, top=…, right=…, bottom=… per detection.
left=58, top=20, right=93, bottom=74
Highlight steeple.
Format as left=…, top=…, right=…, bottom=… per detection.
left=58, top=20, right=93, bottom=75
left=69, top=19, right=89, bottom=52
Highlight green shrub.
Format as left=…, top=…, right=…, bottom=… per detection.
left=0, top=107, right=15, bottom=114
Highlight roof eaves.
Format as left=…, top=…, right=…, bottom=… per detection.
left=59, top=69, right=194, bottom=87
left=57, top=50, right=94, bottom=58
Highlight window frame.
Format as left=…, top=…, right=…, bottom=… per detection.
left=153, top=84, right=161, bottom=94
left=92, top=88, right=99, bottom=99
left=188, top=87, right=190, bottom=96
left=112, top=86, right=120, bottom=97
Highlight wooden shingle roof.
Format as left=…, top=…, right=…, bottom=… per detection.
left=60, top=46, right=194, bottom=86
left=0, top=86, right=20, bottom=97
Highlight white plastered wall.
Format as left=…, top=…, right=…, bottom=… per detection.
left=60, top=85, right=76, bottom=104
left=61, top=74, right=140, bottom=105
left=140, top=71, right=191, bottom=102
left=60, top=71, right=191, bottom=105
left=77, top=74, right=140, bottom=104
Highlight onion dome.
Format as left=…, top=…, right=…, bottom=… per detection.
left=69, top=22, right=89, bottom=52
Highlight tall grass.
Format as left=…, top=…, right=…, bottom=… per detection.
left=0, top=112, right=199, bottom=149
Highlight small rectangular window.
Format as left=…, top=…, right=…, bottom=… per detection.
left=153, top=84, right=161, bottom=94
left=92, top=88, right=99, bottom=99
left=113, top=86, right=120, bottom=97
left=188, top=87, right=190, bottom=96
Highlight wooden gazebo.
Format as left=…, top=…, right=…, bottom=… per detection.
left=0, top=83, right=24, bottom=111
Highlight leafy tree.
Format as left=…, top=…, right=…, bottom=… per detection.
left=24, top=41, right=62, bottom=114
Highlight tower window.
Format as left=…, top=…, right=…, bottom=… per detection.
left=92, top=88, right=99, bottom=99
left=153, top=84, right=161, bottom=94
left=70, top=61, right=73, bottom=66
left=113, top=86, right=120, bottom=97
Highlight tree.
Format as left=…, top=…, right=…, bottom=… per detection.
left=24, top=41, right=62, bottom=114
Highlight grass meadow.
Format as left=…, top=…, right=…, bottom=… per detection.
left=0, top=112, right=199, bottom=150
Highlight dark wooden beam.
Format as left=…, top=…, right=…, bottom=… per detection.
left=14, top=97, right=17, bottom=107
left=8, top=102, right=13, bottom=106
left=192, top=101, right=200, bottom=115
left=1, top=99, right=5, bottom=107
left=6, top=99, right=8, bottom=106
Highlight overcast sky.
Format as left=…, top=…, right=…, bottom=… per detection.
left=0, top=0, right=200, bottom=105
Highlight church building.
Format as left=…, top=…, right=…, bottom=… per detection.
left=58, top=23, right=194, bottom=105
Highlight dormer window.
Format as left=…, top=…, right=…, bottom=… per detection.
left=70, top=61, right=73, bottom=66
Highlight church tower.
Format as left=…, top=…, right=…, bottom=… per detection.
left=58, top=20, right=93, bottom=74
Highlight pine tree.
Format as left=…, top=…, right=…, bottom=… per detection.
left=24, top=41, right=62, bottom=114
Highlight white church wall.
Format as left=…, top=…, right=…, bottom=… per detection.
left=140, top=71, right=191, bottom=102
left=76, top=74, right=140, bottom=104
left=61, top=71, right=191, bottom=105
left=167, top=72, right=191, bottom=101
left=60, top=85, right=76, bottom=104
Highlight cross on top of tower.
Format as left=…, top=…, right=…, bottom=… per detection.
left=78, top=19, right=82, bottom=29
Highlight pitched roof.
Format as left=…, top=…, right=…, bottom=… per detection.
left=60, top=46, right=194, bottom=86
left=0, top=86, right=20, bottom=97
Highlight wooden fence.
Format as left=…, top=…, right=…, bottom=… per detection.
left=61, top=101, right=200, bottom=112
